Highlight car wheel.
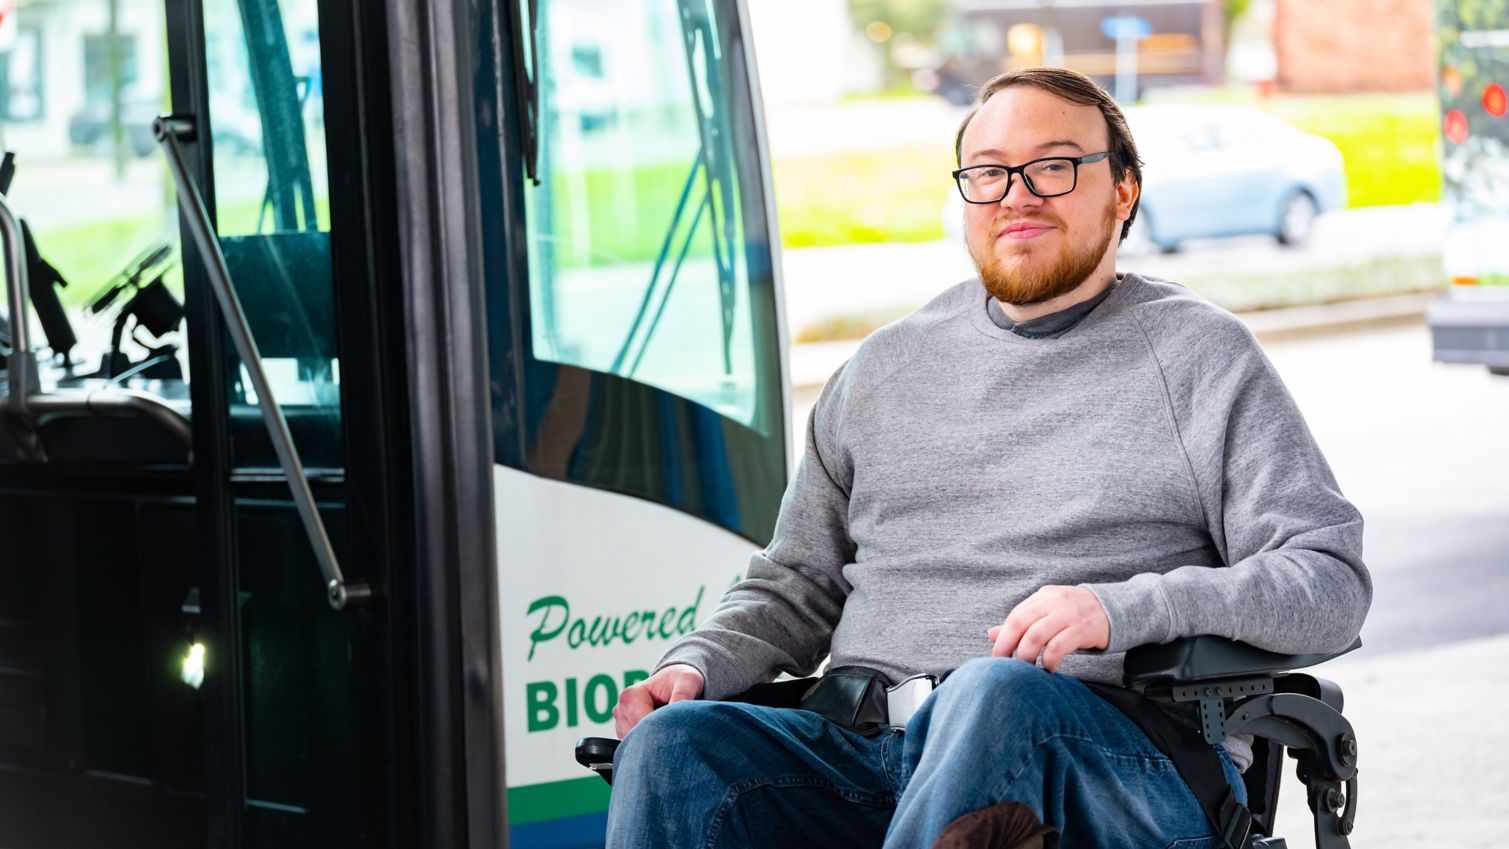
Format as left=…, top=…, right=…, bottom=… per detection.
left=1276, top=190, right=1318, bottom=247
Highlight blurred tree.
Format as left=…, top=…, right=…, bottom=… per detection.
left=1224, top=0, right=1253, bottom=46
left=108, top=0, right=126, bottom=181
left=847, top=0, right=950, bottom=88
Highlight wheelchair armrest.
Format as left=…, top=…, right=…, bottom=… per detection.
left=1123, top=635, right=1361, bottom=688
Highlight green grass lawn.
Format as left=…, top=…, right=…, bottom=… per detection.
left=33, top=214, right=179, bottom=309
left=773, top=146, right=952, bottom=248
left=32, top=192, right=331, bottom=309
left=29, top=160, right=714, bottom=310
left=1272, top=93, right=1442, bottom=209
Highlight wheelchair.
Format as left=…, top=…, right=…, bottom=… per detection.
left=576, top=635, right=1360, bottom=849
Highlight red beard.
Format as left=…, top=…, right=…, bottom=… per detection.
left=972, top=201, right=1117, bottom=306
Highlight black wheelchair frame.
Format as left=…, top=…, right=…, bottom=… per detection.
left=575, top=635, right=1360, bottom=849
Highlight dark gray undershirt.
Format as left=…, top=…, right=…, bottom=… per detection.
left=986, top=283, right=1116, bottom=338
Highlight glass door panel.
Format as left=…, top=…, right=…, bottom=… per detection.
left=193, top=2, right=357, bottom=846
left=0, top=0, right=188, bottom=400
left=202, top=0, right=340, bottom=470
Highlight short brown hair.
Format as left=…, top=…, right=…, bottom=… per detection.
left=954, top=67, right=1142, bottom=241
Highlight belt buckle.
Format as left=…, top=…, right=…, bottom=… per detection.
left=885, top=673, right=938, bottom=727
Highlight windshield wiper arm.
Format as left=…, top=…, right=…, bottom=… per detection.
left=509, top=0, right=542, bottom=185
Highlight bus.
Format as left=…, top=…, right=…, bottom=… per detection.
left=0, top=0, right=788, bottom=846
left=1429, top=0, right=1509, bottom=375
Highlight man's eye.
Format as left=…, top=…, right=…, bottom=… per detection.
left=975, top=168, right=1007, bottom=179
left=1039, top=162, right=1069, bottom=173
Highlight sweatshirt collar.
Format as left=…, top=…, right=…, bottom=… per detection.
left=970, top=272, right=1142, bottom=344
left=985, top=283, right=1116, bottom=338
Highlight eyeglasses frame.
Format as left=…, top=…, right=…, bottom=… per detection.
left=952, top=151, right=1112, bottom=204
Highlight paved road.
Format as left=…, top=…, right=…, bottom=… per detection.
left=1262, top=321, right=1509, bottom=658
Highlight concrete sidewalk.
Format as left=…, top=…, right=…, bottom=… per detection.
left=1270, top=633, right=1509, bottom=848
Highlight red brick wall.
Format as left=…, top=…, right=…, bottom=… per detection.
left=1274, top=0, right=1435, bottom=92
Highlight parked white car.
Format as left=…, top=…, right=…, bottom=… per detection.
left=942, top=103, right=1347, bottom=254
left=1120, top=104, right=1346, bottom=253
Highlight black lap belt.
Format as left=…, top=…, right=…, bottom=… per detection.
left=1085, top=682, right=1253, bottom=849
left=736, top=666, right=942, bottom=737
left=738, top=666, right=889, bottom=736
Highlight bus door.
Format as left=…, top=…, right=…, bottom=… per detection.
left=0, top=0, right=427, bottom=845
left=486, top=0, right=790, bottom=844
left=160, top=0, right=423, bottom=845
left=2, top=0, right=790, bottom=846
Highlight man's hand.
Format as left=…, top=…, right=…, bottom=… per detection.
left=988, top=586, right=1110, bottom=673
left=614, top=663, right=706, bottom=738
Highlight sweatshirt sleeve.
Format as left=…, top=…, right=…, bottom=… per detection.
left=653, top=366, right=858, bottom=700
left=1083, top=312, right=1372, bottom=656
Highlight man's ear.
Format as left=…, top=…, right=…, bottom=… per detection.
left=1115, top=175, right=1140, bottom=223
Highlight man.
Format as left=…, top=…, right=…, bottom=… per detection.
left=605, top=67, right=1371, bottom=848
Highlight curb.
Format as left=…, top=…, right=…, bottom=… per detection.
left=1240, top=292, right=1433, bottom=342
left=788, top=293, right=1433, bottom=393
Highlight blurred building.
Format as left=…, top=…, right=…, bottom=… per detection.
left=922, top=0, right=1225, bottom=105
left=1273, top=0, right=1434, bottom=92
left=0, top=0, right=168, bottom=156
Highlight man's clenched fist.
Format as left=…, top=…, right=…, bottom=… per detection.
left=614, top=663, right=706, bottom=738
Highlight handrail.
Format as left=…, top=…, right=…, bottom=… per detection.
left=0, top=192, right=39, bottom=454
left=155, top=114, right=370, bottom=611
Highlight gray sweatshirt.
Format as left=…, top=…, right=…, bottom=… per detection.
left=658, top=273, right=1371, bottom=766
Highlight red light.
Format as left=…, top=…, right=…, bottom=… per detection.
left=1445, top=109, right=1470, bottom=144
left=1486, top=83, right=1508, bottom=118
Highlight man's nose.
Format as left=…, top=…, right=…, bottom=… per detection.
left=996, top=173, right=1042, bottom=209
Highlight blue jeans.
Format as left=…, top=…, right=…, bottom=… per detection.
left=606, top=657, right=1246, bottom=848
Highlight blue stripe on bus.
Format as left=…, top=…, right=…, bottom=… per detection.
left=509, top=812, right=609, bottom=849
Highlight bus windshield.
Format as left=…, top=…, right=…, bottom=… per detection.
left=522, top=0, right=776, bottom=432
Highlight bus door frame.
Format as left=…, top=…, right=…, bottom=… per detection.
left=159, top=0, right=491, bottom=845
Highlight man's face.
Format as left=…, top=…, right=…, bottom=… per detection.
left=958, top=86, right=1137, bottom=306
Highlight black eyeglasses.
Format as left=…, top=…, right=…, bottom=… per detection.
left=952, top=152, right=1111, bottom=204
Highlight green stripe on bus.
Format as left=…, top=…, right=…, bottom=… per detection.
left=507, top=776, right=612, bottom=825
